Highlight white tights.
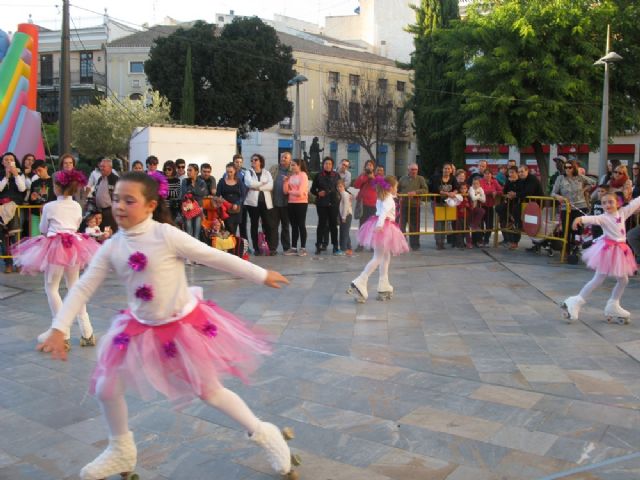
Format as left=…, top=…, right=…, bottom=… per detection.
left=356, top=247, right=392, bottom=291
left=44, top=265, right=93, bottom=339
left=579, top=272, right=629, bottom=302
left=95, top=377, right=259, bottom=438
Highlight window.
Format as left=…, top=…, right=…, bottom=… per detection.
left=129, top=93, right=143, bottom=101
left=40, top=54, right=53, bottom=86
left=328, top=71, right=340, bottom=84
left=328, top=100, right=339, bottom=121
left=396, top=81, right=405, bottom=92
left=397, top=107, right=407, bottom=133
left=377, top=78, right=388, bottom=91
left=129, top=61, right=144, bottom=74
left=218, top=16, right=224, bottom=22
left=349, top=102, right=360, bottom=124
left=80, top=51, right=93, bottom=83
left=131, top=79, right=140, bottom=87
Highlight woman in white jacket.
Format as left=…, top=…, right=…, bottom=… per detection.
left=244, top=154, right=276, bottom=255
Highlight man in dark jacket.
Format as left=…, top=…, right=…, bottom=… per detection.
left=517, top=165, right=544, bottom=199
left=310, top=157, right=340, bottom=255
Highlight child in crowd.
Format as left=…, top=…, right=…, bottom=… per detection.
left=37, top=171, right=297, bottom=480
left=562, top=192, right=640, bottom=324
left=131, top=161, right=144, bottom=172
left=14, top=169, right=100, bottom=348
left=469, top=177, right=486, bottom=247
left=347, top=176, right=409, bottom=302
left=455, top=183, right=472, bottom=249
left=84, top=212, right=112, bottom=243
left=337, top=179, right=352, bottom=256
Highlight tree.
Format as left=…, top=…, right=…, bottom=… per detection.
left=409, top=0, right=466, bottom=176
left=324, top=73, right=408, bottom=164
left=181, top=44, right=195, bottom=125
left=145, top=18, right=295, bottom=133
left=71, top=91, right=171, bottom=164
left=439, top=0, right=615, bottom=189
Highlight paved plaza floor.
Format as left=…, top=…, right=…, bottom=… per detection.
left=1, top=230, right=640, bottom=479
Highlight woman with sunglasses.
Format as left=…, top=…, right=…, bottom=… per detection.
left=606, top=164, right=632, bottom=204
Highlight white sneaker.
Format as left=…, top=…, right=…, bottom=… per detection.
left=249, top=421, right=292, bottom=475
left=80, top=431, right=137, bottom=480
left=298, top=248, right=307, bottom=257
left=284, top=248, right=298, bottom=256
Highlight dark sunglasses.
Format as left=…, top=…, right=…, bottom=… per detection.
left=564, top=165, right=573, bottom=169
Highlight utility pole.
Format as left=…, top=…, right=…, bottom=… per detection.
left=58, top=0, right=71, bottom=154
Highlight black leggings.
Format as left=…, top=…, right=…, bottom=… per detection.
left=288, top=203, right=308, bottom=248
left=316, top=205, right=338, bottom=248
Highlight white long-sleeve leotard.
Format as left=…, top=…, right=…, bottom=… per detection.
left=375, top=196, right=396, bottom=229
left=580, top=196, right=640, bottom=242
left=52, top=216, right=267, bottom=332
left=39, top=196, right=83, bottom=236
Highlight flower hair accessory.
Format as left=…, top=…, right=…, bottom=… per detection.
left=372, top=176, right=391, bottom=191
left=148, top=171, right=169, bottom=199
left=54, top=169, right=88, bottom=187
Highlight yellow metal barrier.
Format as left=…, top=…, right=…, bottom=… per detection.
left=0, top=205, right=43, bottom=259
left=397, top=193, right=573, bottom=262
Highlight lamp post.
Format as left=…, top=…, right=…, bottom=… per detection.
left=595, top=24, right=622, bottom=179
left=288, top=74, right=308, bottom=160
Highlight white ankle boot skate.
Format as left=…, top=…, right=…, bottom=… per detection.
left=604, top=299, right=631, bottom=325
left=561, top=295, right=585, bottom=322
left=346, top=277, right=368, bottom=303
left=80, top=431, right=137, bottom=480
left=376, top=278, right=394, bottom=301
left=250, top=421, right=299, bottom=478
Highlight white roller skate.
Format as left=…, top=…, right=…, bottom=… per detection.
left=376, top=278, right=394, bottom=301
left=80, top=431, right=138, bottom=480
left=249, top=421, right=300, bottom=479
left=37, top=328, right=71, bottom=351
left=561, top=295, right=585, bottom=322
left=604, top=299, right=631, bottom=325
left=346, top=277, right=368, bottom=303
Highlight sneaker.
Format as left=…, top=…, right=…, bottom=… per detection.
left=269, top=251, right=278, bottom=256
left=334, top=249, right=345, bottom=256
left=315, top=246, right=321, bottom=255
left=298, top=248, right=308, bottom=256
left=345, top=249, right=353, bottom=256
left=354, top=245, right=364, bottom=252
left=284, top=248, right=298, bottom=256
left=4, top=265, right=12, bottom=274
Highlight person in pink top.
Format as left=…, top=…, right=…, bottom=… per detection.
left=479, top=169, right=503, bottom=246
left=353, top=159, right=377, bottom=251
left=284, top=158, right=309, bottom=256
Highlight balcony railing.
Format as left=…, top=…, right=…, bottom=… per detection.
left=39, top=71, right=107, bottom=88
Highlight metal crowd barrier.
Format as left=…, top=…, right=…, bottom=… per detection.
left=397, top=193, right=573, bottom=262
left=0, top=205, right=43, bottom=259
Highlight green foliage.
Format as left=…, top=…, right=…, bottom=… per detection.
left=145, top=18, right=295, bottom=133
left=71, top=91, right=171, bottom=161
left=409, top=0, right=465, bottom=176
left=181, top=45, right=195, bottom=125
left=42, top=123, right=59, bottom=157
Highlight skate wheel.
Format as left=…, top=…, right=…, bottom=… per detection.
left=616, top=317, right=629, bottom=325
left=282, top=427, right=295, bottom=441
left=562, top=311, right=570, bottom=319
left=120, top=473, right=139, bottom=480
left=346, top=287, right=353, bottom=294
left=291, top=453, right=302, bottom=466
left=286, top=470, right=300, bottom=480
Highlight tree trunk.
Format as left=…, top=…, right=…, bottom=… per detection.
left=532, top=140, right=549, bottom=194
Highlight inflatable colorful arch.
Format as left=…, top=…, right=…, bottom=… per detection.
left=0, top=24, right=45, bottom=159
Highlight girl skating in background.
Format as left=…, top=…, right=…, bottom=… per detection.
left=562, top=192, right=640, bottom=324
left=37, top=172, right=299, bottom=480
left=14, top=169, right=100, bottom=349
left=347, top=176, right=409, bottom=302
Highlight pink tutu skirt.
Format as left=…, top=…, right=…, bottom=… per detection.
left=581, top=238, right=637, bottom=277
left=90, top=297, right=271, bottom=406
left=357, top=216, right=410, bottom=256
left=13, top=233, right=100, bottom=274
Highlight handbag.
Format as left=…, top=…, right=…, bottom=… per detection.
left=354, top=196, right=363, bottom=220
left=181, top=194, right=203, bottom=219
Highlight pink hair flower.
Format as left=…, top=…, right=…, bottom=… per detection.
left=148, top=171, right=169, bottom=199
left=135, top=284, right=154, bottom=302
left=54, top=169, right=88, bottom=187
left=127, top=252, right=148, bottom=272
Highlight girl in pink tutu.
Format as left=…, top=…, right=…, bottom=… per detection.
left=14, top=169, right=100, bottom=348
left=348, top=175, right=409, bottom=302
left=562, top=192, right=640, bottom=323
left=36, top=171, right=298, bottom=480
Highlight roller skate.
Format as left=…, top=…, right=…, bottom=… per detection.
left=376, top=278, right=394, bottom=301
left=37, top=328, right=71, bottom=351
left=80, top=431, right=138, bottom=480
left=604, top=299, right=631, bottom=325
left=80, top=334, right=97, bottom=347
left=250, top=421, right=300, bottom=479
left=346, top=277, right=368, bottom=303
left=561, top=295, right=584, bottom=322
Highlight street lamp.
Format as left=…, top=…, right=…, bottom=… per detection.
left=594, top=25, right=622, bottom=179
left=288, top=74, right=308, bottom=160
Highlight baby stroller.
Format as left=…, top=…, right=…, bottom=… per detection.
left=527, top=204, right=589, bottom=264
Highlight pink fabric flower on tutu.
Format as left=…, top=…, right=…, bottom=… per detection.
left=113, top=332, right=130, bottom=350
left=163, top=340, right=178, bottom=358
left=128, top=252, right=147, bottom=272
left=60, top=233, right=73, bottom=249
left=148, top=171, right=169, bottom=199
left=135, top=284, right=154, bottom=302
left=202, top=322, right=218, bottom=338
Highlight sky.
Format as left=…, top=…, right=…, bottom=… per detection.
left=1, top=0, right=360, bottom=34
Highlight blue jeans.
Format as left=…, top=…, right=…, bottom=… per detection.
left=340, top=214, right=352, bottom=251
left=185, top=215, right=202, bottom=241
